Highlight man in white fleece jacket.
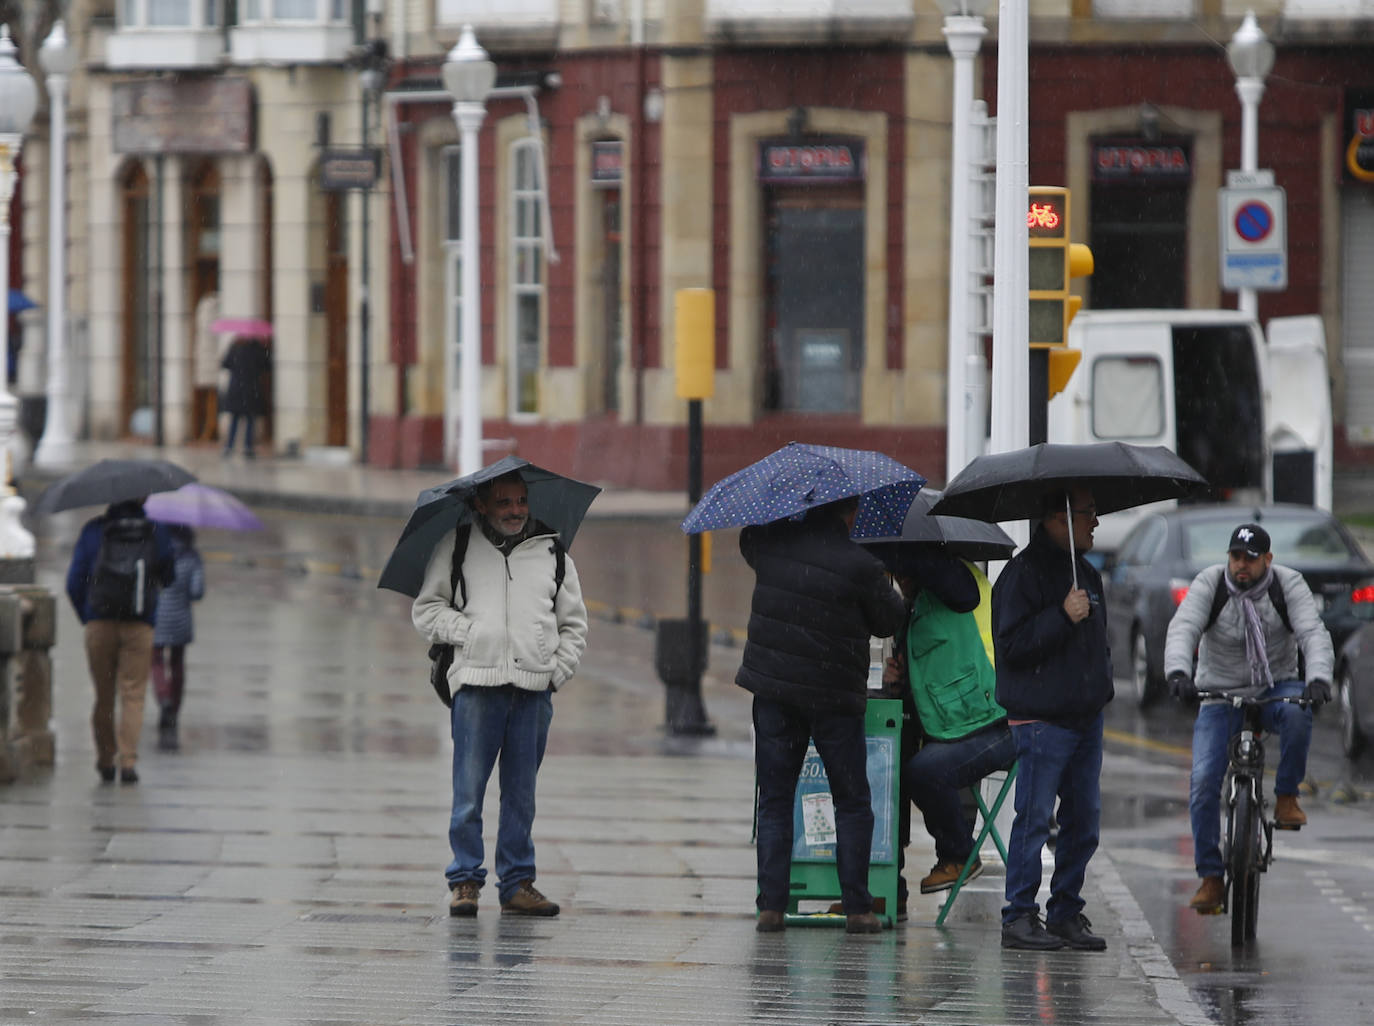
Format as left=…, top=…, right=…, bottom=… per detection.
left=412, top=471, right=588, bottom=918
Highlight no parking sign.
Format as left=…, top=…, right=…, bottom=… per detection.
left=1219, top=178, right=1287, bottom=291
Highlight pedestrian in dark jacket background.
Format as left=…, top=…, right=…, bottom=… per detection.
left=152, top=525, right=206, bottom=751
left=65, top=499, right=175, bottom=784
left=221, top=335, right=270, bottom=459
left=992, top=485, right=1113, bottom=952
left=737, top=496, right=906, bottom=935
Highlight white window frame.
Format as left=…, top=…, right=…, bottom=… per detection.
left=509, top=138, right=544, bottom=420
left=122, top=0, right=212, bottom=28
left=237, top=0, right=347, bottom=23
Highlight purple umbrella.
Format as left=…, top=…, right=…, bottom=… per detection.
left=144, top=484, right=264, bottom=531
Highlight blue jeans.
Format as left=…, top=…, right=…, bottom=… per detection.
left=223, top=412, right=255, bottom=455
left=446, top=684, right=553, bottom=904
left=1002, top=714, right=1103, bottom=927
left=1189, top=678, right=1311, bottom=879
left=904, top=724, right=1017, bottom=865
left=752, top=696, right=874, bottom=914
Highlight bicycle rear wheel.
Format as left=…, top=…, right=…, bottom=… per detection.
left=1229, top=787, right=1260, bottom=946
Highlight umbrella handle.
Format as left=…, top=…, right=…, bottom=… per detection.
left=1065, top=493, right=1078, bottom=591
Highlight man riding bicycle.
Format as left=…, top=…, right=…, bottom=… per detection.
left=1164, top=522, right=1334, bottom=914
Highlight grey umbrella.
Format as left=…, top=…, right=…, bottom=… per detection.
left=377, top=455, right=601, bottom=598
left=33, top=459, right=198, bottom=514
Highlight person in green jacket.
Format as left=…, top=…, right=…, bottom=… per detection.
left=891, top=550, right=1017, bottom=895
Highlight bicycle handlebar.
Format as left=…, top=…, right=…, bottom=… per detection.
left=1193, top=690, right=1312, bottom=709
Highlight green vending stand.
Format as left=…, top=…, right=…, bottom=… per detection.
left=783, top=698, right=902, bottom=928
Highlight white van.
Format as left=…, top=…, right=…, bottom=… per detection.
left=1046, top=309, right=1331, bottom=555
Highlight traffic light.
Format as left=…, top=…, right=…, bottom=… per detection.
left=1027, top=186, right=1094, bottom=346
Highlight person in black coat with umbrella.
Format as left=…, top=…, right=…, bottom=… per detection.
left=221, top=335, right=270, bottom=459
left=737, top=496, right=906, bottom=934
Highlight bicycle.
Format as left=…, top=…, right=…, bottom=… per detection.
left=1195, top=689, right=1311, bottom=947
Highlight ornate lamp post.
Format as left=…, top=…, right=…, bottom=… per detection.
left=442, top=25, right=495, bottom=475
left=936, top=0, right=990, bottom=483
left=34, top=19, right=76, bottom=468
left=1227, top=10, right=1274, bottom=319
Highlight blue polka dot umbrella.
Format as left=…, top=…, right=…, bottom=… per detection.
left=680, top=442, right=926, bottom=538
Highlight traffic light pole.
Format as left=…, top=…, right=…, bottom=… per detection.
left=1029, top=346, right=1049, bottom=445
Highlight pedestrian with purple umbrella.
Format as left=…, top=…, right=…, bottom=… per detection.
left=151, top=525, right=205, bottom=751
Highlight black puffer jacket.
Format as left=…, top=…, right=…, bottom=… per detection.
left=991, top=526, right=1113, bottom=730
left=736, top=514, right=907, bottom=715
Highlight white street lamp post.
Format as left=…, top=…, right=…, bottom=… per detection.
left=0, top=25, right=37, bottom=559
left=442, top=25, right=495, bottom=475
left=938, top=0, right=989, bottom=484
left=1227, top=10, right=1274, bottom=320
left=35, top=19, right=75, bottom=468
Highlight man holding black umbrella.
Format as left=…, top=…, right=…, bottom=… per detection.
left=992, top=485, right=1113, bottom=951
left=412, top=470, right=588, bottom=919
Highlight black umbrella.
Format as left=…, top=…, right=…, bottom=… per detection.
left=930, top=442, right=1207, bottom=523
left=33, top=458, right=198, bottom=515
left=858, top=488, right=1017, bottom=567
left=377, top=455, right=602, bottom=598
left=931, top=442, right=1207, bottom=588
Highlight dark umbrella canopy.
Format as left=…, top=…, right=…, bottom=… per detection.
left=929, top=442, right=1207, bottom=523
left=680, top=442, right=925, bottom=538
left=858, top=489, right=1017, bottom=565
left=33, top=459, right=198, bottom=515
left=377, top=455, right=602, bottom=597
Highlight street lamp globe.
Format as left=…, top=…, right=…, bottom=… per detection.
left=0, top=27, right=38, bottom=135
left=38, top=19, right=76, bottom=78
left=1227, top=10, right=1274, bottom=82
left=442, top=25, right=496, bottom=106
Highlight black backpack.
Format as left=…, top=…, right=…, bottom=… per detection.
left=1204, top=574, right=1292, bottom=634
left=88, top=517, right=161, bottom=620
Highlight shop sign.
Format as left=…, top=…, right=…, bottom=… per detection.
left=320, top=149, right=381, bottom=191
left=1091, top=140, right=1191, bottom=181
left=591, top=140, right=623, bottom=186
left=1344, top=88, right=1374, bottom=185
left=758, top=139, right=865, bottom=184
left=112, top=78, right=255, bottom=155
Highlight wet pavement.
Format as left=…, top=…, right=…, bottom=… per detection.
left=7, top=440, right=1366, bottom=1023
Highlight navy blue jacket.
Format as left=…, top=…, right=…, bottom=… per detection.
left=66, top=509, right=176, bottom=626
left=736, top=514, right=907, bottom=716
left=991, top=526, right=1113, bottom=730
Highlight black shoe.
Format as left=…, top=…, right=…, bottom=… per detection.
left=119, top=768, right=139, bottom=785
left=157, top=725, right=180, bottom=751
left=97, top=765, right=116, bottom=783
left=1001, top=912, right=1066, bottom=950
left=1047, top=912, right=1107, bottom=951
left=756, top=909, right=785, bottom=933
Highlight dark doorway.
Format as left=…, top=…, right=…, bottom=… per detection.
left=762, top=186, right=864, bottom=413
left=120, top=162, right=152, bottom=436
left=1089, top=137, right=1191, bottom=309
left=324, top=190, right=348, bottom=447
left=599, top=186, right=622, bottom=413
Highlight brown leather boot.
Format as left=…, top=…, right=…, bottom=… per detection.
left=1189, top=876, right=1225, bottom=913
left=1274, top=794, right=1307, bottom=829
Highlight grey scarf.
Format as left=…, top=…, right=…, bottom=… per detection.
left=1224, top=566, right=1276, bottom=693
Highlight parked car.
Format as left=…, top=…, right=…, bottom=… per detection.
left=1332, top=610, right=1374, bottom=757
left=1103, top=504, right=1374, bottom=707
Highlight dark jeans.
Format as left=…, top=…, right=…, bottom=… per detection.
left=1002, top=713, right=1103, bottom=927
left=904, top=723, right=1017, bottom=865
left=753, top=695, right=874, bottom=914
left=224, top=412, right=255, bottom=455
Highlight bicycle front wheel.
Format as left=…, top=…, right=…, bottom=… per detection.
left=1228, top=786, right=1261, bottom=946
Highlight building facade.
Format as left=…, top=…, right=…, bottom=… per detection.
left=14, top=1, right=1374, bottom=489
